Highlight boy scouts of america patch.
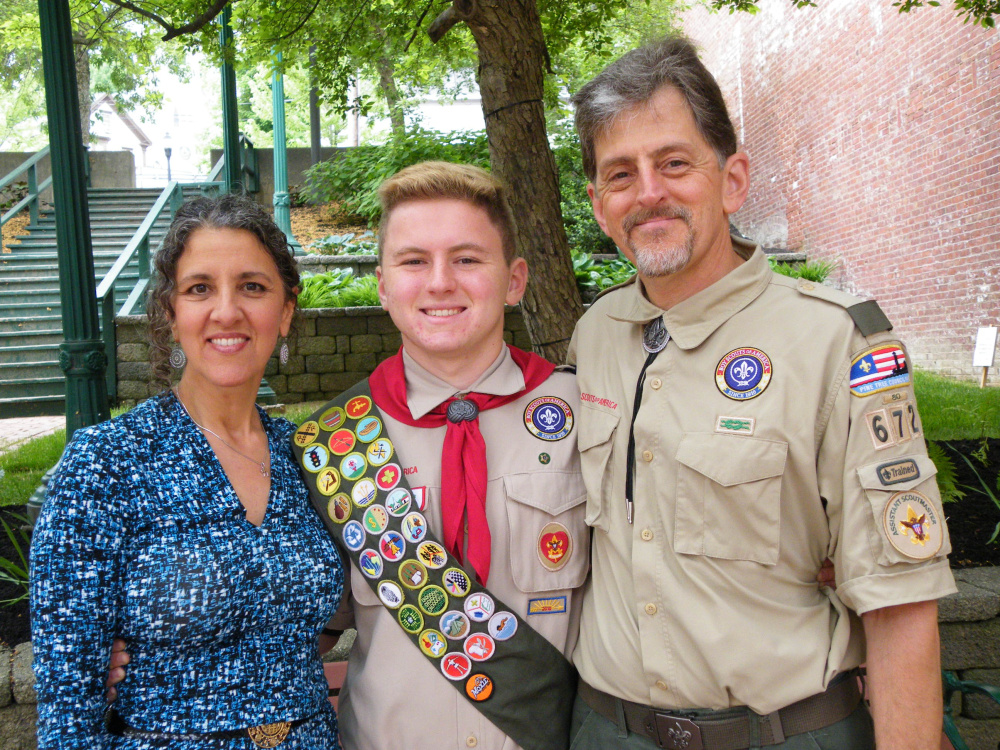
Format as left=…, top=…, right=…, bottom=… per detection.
left=850, top=344, right=910, bottom=396
left=523, top=397, right=574, bottom=441
left=537, top=522, right=573, bottom=571
left=883, top=490, right=943, bottom=559
left=716, top=348, right=772, bottom=400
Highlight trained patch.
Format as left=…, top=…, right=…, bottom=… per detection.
left=379, top=530, right=406, bottom=562
left=319, top=406, right=347, bottom=431
left=464, top=633, right=496, bottom=662
left=351, top=478, right=377, bottom=508
left=294, top=421, right=320, bottom=447
left=537, top=522, right=573, bottom=571
left=523, top=397, right=574, bottom=441
left=355, top=416, right=382, bottom=443
left=488, top=611, right=518, bottom=641
left=301, top=444, right=330, bottom=473
left=527, top=596, right=567, bottom=615
left=441, top=652, right=473, bottom=681
left=417, top=541, right=448, bottom=569
left=464, top=592, right=496, bottom=622
left=442, top=567, right=472, bottom=597
left=715, top=348, right=772, bottom=401
left=883, top=490, right=944, bottom=559
left=376, top=463, right=402, bottom=491
left=358, top=549, right=384, bottom=579
left=385, top=487, right=412, bottom=517
left=377, top=580, right=404, bottom=609
left=366, top=438, right=393, bottom=466
left=342, top=520, right=366, bottom=552
left=876, top=458, right=921, bottom=486
left=328, top=429, right=356, bottom=456
left=398, top=604, right=424, bottom=634
left=418, top=585, right=449, bottom=616
left=398, top=559, right=428, bottom=589
left=345, top=395, right=372, bottom=419
left=316, top=467, right=341, bottom=496
left=401, top=512, right=428, bottom=544
left=419, top=629, right=448, bottom=658
left=440, top=610, right=472, bottom=640
left=327, top=493, right=352, bottom=524
left=363, top=506, right=389, bottom=535
left=465, top=674, right=494, bottom=702
left=850, top=344, right=910, bottom=397
left=715, top=416, right=756, bottom=436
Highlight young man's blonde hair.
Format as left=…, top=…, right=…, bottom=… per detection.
left=377, top=161, right=518, bottom=264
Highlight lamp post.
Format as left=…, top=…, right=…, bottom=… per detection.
left=164, top=132, right=173, bottom=183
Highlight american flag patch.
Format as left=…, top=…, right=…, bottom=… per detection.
left=850, top=345, right=910, bottom=396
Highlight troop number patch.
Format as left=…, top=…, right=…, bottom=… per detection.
left=716, top=348, right=772, bottom=401
left=883, top=490, right=944, bottom=559
left=523, top=397, right=574, bottom=441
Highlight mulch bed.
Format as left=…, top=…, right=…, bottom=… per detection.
left=3, top=440, right=997, bottom=648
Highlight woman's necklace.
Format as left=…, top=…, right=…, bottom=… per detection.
left=174, top=390, right=270, bottom=478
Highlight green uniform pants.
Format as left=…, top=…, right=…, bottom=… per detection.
left=568, top=694, right=875, bottom=750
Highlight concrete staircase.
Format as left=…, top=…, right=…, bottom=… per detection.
left=0, top=187, right=173, bottom=417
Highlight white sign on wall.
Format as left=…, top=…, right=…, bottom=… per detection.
left=973, top=327, right=998, bottom=367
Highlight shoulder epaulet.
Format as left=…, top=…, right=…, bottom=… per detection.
left=554, top=364, right=577, bottom=374
left=793, top=278, right=893, bottom=336
left=593, top=273, right=637, bottom=302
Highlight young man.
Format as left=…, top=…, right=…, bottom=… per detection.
left=299, top=162, right=589, bottom=750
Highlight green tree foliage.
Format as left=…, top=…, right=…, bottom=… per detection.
left=709, top=0, right=997, bottom=28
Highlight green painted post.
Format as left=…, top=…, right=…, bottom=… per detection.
left=220, top=5, right=241, bottom=193
left=37, top=0, right=109, bottom=438
left=272, top=54, right=291, bottom=234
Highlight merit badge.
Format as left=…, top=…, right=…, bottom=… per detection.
left=411, top=486, right=428, bottom=511
left=642, top=316, right=670, bottom=354
left=715, top=416, right=755, bottom=436
left=441, top=653, right=473, bottom=681
left=398, top=604, right=424, bottom=634
left=366, top=438, right=393, bottom=467
left=340, top=452, right=368, bottom=481
left=363, top=506, right=389, bottom=535
left=850, top=344, right=910, bottom=397
left=464, top=592, right=495, bottom=622
left=442, top=567, right=472, bottom=597
left=466, top=674, right=494, bottom=702
left=716, top=348, right=772, bottom=401
left=359, top=549, right=384, bottom=579
left=399, top=559, right=428, bottom=589
left=316, top=468, right=341, bottom=497
left=523, top=397, right=574, bottom=441
left=418, top=585, right=449, bottom=616
left=294, top=421, right=320, bottom=447
left=379, top=530, right=406, bottom=562
left=464, top=633, right=496, bottom=662
left=537, top=522, right=573, bottom=571
left=328, top=429, right=356, bottom=456
left=401, top=512, right=427, bottom=543
left=417, top=541, right=448, bottom=569
left=378, top=580, right=404, bottom=609
left=301, top=444, right=329, bottom=473
left=376, top=463, right=402, bottom=492
left=327, top=493, right=352, bottom=524
left=883, top=491, right=943, bottom=559
left=385, top=488, right=412, bottom=517
left=355, top=416, right=382, bottom=443
left=488, top=612, right=518, bottom=641
left=346, top=396, right=372, bottom=419
left=352, top=478, right=377, bottom=508
left=527, top=596, right=567, bottom=615
left=440, top=610, right=472, bottom=639
left=342, top=521, right=366, bottom=552
left=319, top=406, right=347, bottom=431
left=877, top=458, right=921, bottom=486
left=419, top=629, right=448, bottom=658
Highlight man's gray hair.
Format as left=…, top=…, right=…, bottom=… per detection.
left=572, top=35, right=738, bottom=182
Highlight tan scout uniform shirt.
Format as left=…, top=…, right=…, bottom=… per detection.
left=332, top=347, right=588, bottom=750
left=568, top=239, right=957, bottom=716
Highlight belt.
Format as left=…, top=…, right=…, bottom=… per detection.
left=106, top=709, right=318, bottom=748
left=578, top=670, right=863, bottom=750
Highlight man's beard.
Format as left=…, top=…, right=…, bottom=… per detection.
left=622, top=205, right=695, bottom=277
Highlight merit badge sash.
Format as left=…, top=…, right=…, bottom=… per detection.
left=292, top=380, right=577, bottom=750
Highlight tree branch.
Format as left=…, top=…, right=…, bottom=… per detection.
left=105, top=0, right=232, bottom=41
left=404, top=0, right=437, bottom=52
left=427, top=0, right=477, bottom=43
left=265, top=0, right=323, bottom=43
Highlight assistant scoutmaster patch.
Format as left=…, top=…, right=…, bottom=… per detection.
left=537, top=522, right=572, bottom=571
left=883, top=490, right=943, bottom=559
left=716, top=348, right=772, bottom=401
left=523, top=397, right=574, bottom=441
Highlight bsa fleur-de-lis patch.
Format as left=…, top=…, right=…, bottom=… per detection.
left=716, top=348, right=772, bottom=401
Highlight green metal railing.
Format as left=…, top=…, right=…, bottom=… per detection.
left=943, top=670, right=1000, bottom=750
left=0, top=146, right=54, bottom=230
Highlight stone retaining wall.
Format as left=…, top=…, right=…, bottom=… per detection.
left=114, top=307, right=532, bottom=405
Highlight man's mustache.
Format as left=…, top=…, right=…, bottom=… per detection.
left=622, top=205, right=693, bottom=234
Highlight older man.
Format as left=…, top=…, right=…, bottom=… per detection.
left=567, top=36, right=956, bottom=750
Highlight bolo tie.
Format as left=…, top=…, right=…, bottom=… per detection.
left=624, top=316, right=669, bottom=524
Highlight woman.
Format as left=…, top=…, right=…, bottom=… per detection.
left=30, top=194, right=344, bottom=749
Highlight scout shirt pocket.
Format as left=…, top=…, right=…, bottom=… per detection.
left=856, top=454, right=951, bottom=566
left=504, top=471, right=590, bottom=593
left=674, top=433, right=788, bottom=566
left=576, top=407, right=620, bottom=533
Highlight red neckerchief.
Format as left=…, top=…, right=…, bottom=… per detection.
left=369, top=346, right=555, bottom=584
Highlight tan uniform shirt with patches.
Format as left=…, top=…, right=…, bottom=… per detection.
left=568, top=240, right=957, bottom=716
left=332, top=347, right=588, bottom=750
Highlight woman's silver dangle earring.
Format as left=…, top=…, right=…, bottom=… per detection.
left=169, top=346, right=187, bottom=369
left=279, top=339, right=290, bottom=366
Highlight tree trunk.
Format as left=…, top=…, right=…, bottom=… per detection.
left=376, top=53, right=406, bottom=137
left=461, top=0, right=582, bottom=363
left=74, top=40, right=90, bottom=143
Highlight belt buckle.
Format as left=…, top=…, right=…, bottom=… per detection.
left=247, top=721, right=292, bottom=748
left=653, top=712, right=703, bottom=750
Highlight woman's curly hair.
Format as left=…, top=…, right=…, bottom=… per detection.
left=147, top=193, right=300, bottom=390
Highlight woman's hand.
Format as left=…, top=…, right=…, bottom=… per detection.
left=106, top=639, right=130, bottom=702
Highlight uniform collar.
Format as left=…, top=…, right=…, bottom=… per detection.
left=607, top=235, right=771, bottom=350
left=402, top=346, right=526, bottom=420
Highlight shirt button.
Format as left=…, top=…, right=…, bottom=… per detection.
left=650, top=378, right=662, bottom=390
left=645, top=603, right=657, bottom=616
left=642, top=450, right=654, bottom=462
left=641, top=528, right=654, bottom=541
left=656, top=680, right=668, bottom=691
left=466, top=736, right=478, bottom=747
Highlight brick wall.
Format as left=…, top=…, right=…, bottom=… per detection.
left=682, top=0, right=1000, bottom=383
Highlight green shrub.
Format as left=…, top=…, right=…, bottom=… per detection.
left=551, top=122, right=616, bottom=254
left=572, top=249, right=635, bottom=293
left=0, top=511, right=30, bottom=606
left=926, top=442, right=965, bottom=503
left=310, top=231, right=377, bottom=256
left=768, top=257, right=837, bottom=283
left=297, top=269, right=356, bottom=308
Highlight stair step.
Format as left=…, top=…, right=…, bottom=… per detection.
left=0, top=330, right=66, bottom=346
left=0, top=314, right=64, bottom=333
left=0, top=395, right=66, bottom=418
left=0, top=345, right=60, bottom=366
left=0, top=361, right=62, bottom=379
left=0, top=376, right=66, bottom=399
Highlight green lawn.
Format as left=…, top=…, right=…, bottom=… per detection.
left=0, top=430, right=66, bottom=507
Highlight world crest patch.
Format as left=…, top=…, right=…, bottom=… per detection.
left=716, top=348, right=772, bottom=401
